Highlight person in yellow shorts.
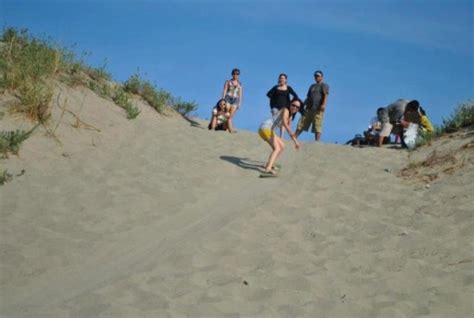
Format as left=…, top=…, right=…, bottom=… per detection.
left=295, top=70, right=329, bottom=141
left=258, top=98, right=301, bottom=176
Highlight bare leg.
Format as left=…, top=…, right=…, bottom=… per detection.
left=377, top=135, right=384, bottom=147
left=209, top=115, right=217, bottom=130
left=227, top=105, right=238, bottom=133
left=265, top=135, right=285, bottom=172
left=315, top=132, right=321, bottom=141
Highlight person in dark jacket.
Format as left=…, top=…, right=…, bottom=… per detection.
left=266, top=73, right=299, bottom=137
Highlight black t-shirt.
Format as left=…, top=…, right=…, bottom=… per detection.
left=266, top=85, right=298, bottom=110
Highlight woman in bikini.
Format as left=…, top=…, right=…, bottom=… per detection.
left=258, top=98, right=302, bottom=176
left=222, top=68, right=242, bottom=133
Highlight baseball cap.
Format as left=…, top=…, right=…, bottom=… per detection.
left=314, top=70, right=323, bottom=77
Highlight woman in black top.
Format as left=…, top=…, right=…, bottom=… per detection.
left=267, top=74, right=299, bottom=114
left=266, top=73, right=299, bottom=136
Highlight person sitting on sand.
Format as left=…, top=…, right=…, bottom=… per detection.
left=258, top=98, right=301, bottom=176
left=208, top=99, right=230, bottom=131
left=364, top=107, right=388, bottom=145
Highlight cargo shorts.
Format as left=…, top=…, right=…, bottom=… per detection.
left=297, top=109, right=325, bottom=133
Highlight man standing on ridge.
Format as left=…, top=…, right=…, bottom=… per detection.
left=295, top=70, right=330, bottom=141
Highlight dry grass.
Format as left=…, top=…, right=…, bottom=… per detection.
left=399, top=138, right=473, bottom=183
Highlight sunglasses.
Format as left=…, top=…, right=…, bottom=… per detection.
left=233, top=73, right=240, bottom=75
left=291, top=104, right=300, bottom=109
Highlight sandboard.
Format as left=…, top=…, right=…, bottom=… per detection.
left=259, top=172, right=278, bottom=178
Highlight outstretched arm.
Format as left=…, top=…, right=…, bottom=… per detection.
left=282, top=109, right=300, bottom=149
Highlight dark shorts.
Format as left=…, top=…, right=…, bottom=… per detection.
left=225, top=96, right=240, bottom=106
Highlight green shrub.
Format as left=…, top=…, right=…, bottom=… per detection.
left=113, top=88, right=140, bottom=119
left=84, top=61, right=111, bottom=82
left=0, top=28, right=60, bottom=89
left=15, top=81, right=53, bottom=121
left=439, top=101, right=474, bottom=133
left=123, top=73, right=141, bottom=94
left=88, top=80, right=112, bottom=99
left=172, top=97, right=198, bottom=116
left=122, top=73, right=171, bottom=113
left=124, top=104, right=141, bottom=119
left=113, top=88, right=129, bottom=106
left=410, top=101, right=473, bottom=147
left=142, top=82, right=171, bottom=113
left=59, top=51, right=91, bottom=86
left=0, top=125, right=38, bottom=158
left=0, top=27, right=58, bottom=121
left=0, top=170, right=13, bottom=185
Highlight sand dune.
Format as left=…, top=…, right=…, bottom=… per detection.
left=1, top=84, right=473, bottom=318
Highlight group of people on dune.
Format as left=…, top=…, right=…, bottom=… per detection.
left=351, top=99, right=434, bottom=149
left=208, top=68, right=330, bottom=176
left=207, top=68, right=434, bottom=177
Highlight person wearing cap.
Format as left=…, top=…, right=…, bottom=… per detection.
left=295, top=70, right=330, bottom=141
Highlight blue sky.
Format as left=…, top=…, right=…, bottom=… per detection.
left=1, top=0, right=473, bottom=143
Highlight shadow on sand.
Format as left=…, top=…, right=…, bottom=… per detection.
left=182, top=115, right=205, bottom=129
left=220, top=156, right=264, bottom=172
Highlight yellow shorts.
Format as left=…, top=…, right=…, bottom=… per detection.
left=258, top=128, right=274, bottom=141
left=297, top=109, right=325, bottom=133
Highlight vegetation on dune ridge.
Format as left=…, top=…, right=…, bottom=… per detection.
left=436, top=100, right=473, bottom=134
left=113, top=88, right=141, bottom=119
left=416, top=100, right=474, bottom=147
left=123, top=72, right=197, bottom=116
left=0, top=26, right=199, bottom=158
left=0, top=26, right=198, bottom=123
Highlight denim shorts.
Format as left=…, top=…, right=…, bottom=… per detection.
left=225, top=96, right=240, bottom=106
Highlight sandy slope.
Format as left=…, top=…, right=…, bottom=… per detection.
left=0, top=85, right=472, bottom=318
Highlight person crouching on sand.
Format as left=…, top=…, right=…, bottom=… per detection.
left=208, top=99, right=230, bottom=131
left=258, top=98, right=302, bottom=175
